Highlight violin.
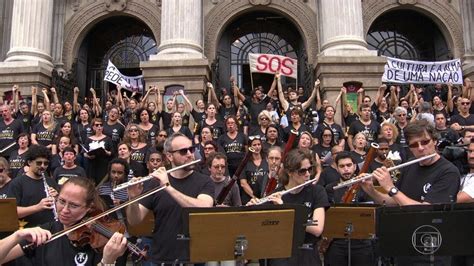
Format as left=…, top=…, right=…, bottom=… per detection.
left=67, top=211, right=148, bottom=262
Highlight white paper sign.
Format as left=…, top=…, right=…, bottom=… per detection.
left=248, top=53, right=297, bottom=79
left=104, top=60, right=144, bottom=92
left=382, top=57, right=463, bottom=85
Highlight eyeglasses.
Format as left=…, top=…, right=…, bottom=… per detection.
left=408, top=139, right=432, bottom=149
left=34, top=160, right=49, bottom=167
left=460, top=102, right=470, bottom=106
left=212, top=165, right=226, bottom=169
left=398, top=114, right=407, bottom=117
left=94, top=124, right=103, bottom=127
left=128, top=128, right=138, bottom=132
left=249, top=135, right=261, bottom=141
left=0, top=168, right=4, bottom=173
left=56, top=197, right=84, bottom=211
left=158, top=134, right=167, bottom=137
left=297, top=165, right=314, bottom=175
left=170, top=145, right=196, bottom=156
left=259, top=117, right=269, bottom=121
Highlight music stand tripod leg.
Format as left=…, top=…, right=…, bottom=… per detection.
left=345, top=222, right=354, bottom=266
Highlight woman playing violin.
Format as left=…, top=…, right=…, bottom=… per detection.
left=1, top=176, right=127, bottom=266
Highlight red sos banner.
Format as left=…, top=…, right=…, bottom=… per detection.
left=249, top=53, right=297, bottom=79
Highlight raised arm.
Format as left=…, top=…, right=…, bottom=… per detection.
left=180, top=88, right=193, bottom=112
left=341, top=87, right=349, bottom=118
left=266, top=73, right=277, bottom=100
left=357, top=87, right=365, bottom=107
left=31, top=86, right=38, bottom=116
left=447, top=83, right=454, bottom=113
left=12, top=85, right=19, bottom=113
left=116, top=85, right=126, bottom=111
left=140, top=86, right=153, bottom=109
left=276, top=73, right=289, bottom=111
left=302, top=79, right=321, bottom=110
left=232, top=76, right=246, bottom=102
left=390, top=86, right=399, bottom=111
left=375, top=85, right=386, bottom=107
left=50, top=87, right=59, bottom=104
left=207, top=82, right=220, bottom=108
left=41, top=88, right=51, bottom=111
left=73, top=87, right=80, bottom=113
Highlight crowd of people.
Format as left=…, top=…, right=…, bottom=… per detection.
left=0, top=73, right=472, bottom=265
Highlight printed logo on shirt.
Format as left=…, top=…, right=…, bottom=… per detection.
left=74, top=252, right=88, bottom=266
left=423, top=183, right=432, bottom=194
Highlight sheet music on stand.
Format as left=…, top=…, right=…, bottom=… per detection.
left=181, top=204, right=309, bottom=263
left=0, top=198, right=19, bottom=232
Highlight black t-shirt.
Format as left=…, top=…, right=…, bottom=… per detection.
left=196, top=119, right=225, bottom=141
left=161, top=111, right=172, bottom=130
left=130, top=145, right=149, bottom=166
left=450, top=114, right=474, bottom=126
left=347, top=120, right=380, bottom=145
left=217, top=133, right=247, bottom=166
left=312, top=144, right=331, bottom=168
left=317, top=166, right=340, bottom=188
left=103, top=122, right=125, bottom=153
left=219, top=105, right=237, bottom=120
left=15, top=110, right=34, bottom=134
left=350, top=150, right=365, bottom=165
left=243, top=96, right=270, bottom=126
left=0, top=119, right=23, bottom=157
left=142, top=124, right=159, bottom=146
left=7, top=174, right=59, bottom=227
left=32, top=123, right=56, bottom=147
left=9, top=149, right=27, bottom=178
left=53, top=166, right=87, bottom=186
left=0, top=180, right=11, bottom=198
left=166, top=126, right=193, bottom=141
left=191, top=109, right=206, bottom=124
left=240, top=160, right=269, bottom=203
left=21, top=221, right=101, bottom=266
left=75, top=122, right=93, bottom=145
left=397, top=156, right=460, bottom=203
left=150, top=111, right=161, bottom=126
left=275, top=184, right=329, bottom=246
left=139, top=171, right=214, bottom=263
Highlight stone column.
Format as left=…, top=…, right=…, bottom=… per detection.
left=460, top=0, right=474, bottom=78
left=319, top=0, right=375, bottom=56
left=152, top=0, right=203, bottom=59
left=5, top=0, right=54, bottom=66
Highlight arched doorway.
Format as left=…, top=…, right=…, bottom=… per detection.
left=76, top=16, right=157, bottom=101
left=215, top=11, right=307, bottom=96
left=366, top=10, right=451, bottom=61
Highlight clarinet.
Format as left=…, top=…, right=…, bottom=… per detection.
left=42, top=172, right=58, bottom=221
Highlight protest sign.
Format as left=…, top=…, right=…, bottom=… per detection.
left=104, top=60, right=144, bottom=92
left=248, top=53, right=297, bottom=79
left=382, top=57, right=463, bottom=85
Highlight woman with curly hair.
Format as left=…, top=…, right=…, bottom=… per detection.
left=123, top=124, right=149, bottom=168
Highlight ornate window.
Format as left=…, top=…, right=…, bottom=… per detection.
left=367, top=10, right=450, bottom=61
left=231, top=32, right=296, bottom=87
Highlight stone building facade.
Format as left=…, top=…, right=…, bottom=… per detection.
left=0, top=0, right=472, bottom=123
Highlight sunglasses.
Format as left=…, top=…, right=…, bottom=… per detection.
left=249, top=135, right=262, bottom=141
left=259, top=117, right=269, bottom=121
left=94, top=124, right=103, bottom=127
left=158, top=134, right=168, bottom=137
left=128, top=128, right=138, bottom=132
left=297, top=165, right=314, bottom=175
left=398, top=114, right=407, bottom=117
left=408, top=139, right=431, bottom=149
left=460, top=102, right=470, bottom=106
left=35, top=160, right=49, bottom=167
left=170, top=145, right=196, bottom=155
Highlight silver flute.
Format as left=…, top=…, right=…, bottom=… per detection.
left=113, top=159, right=201, bottom=192
left=256, top=177, right=319, bottom=205
left=42, top=172, right=59, bottom=221
left=332, top=153, right=437, bottom=190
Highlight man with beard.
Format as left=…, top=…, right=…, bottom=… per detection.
left=126, top=133, right=214, bottom=264
left=324, top=151, right=374, bottom=266
left=7, top=145, right=59, bottom=227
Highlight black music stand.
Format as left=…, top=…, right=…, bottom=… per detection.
left=181, top=204, right=309, bottom=264
left=0, top=198, right=19, bottom=232
left=376, top=203, right=474, bottom=262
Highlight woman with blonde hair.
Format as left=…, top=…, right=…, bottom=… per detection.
left=31, top=110, right=56, bottom=150
left=123, top=124, right=149, bottom=168
left=249, top=110, right=273, bottom=140
left=0, top=157, right=12, bottom=197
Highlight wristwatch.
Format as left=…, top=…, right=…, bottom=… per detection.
left=388, top=187, right=399, bottom=197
